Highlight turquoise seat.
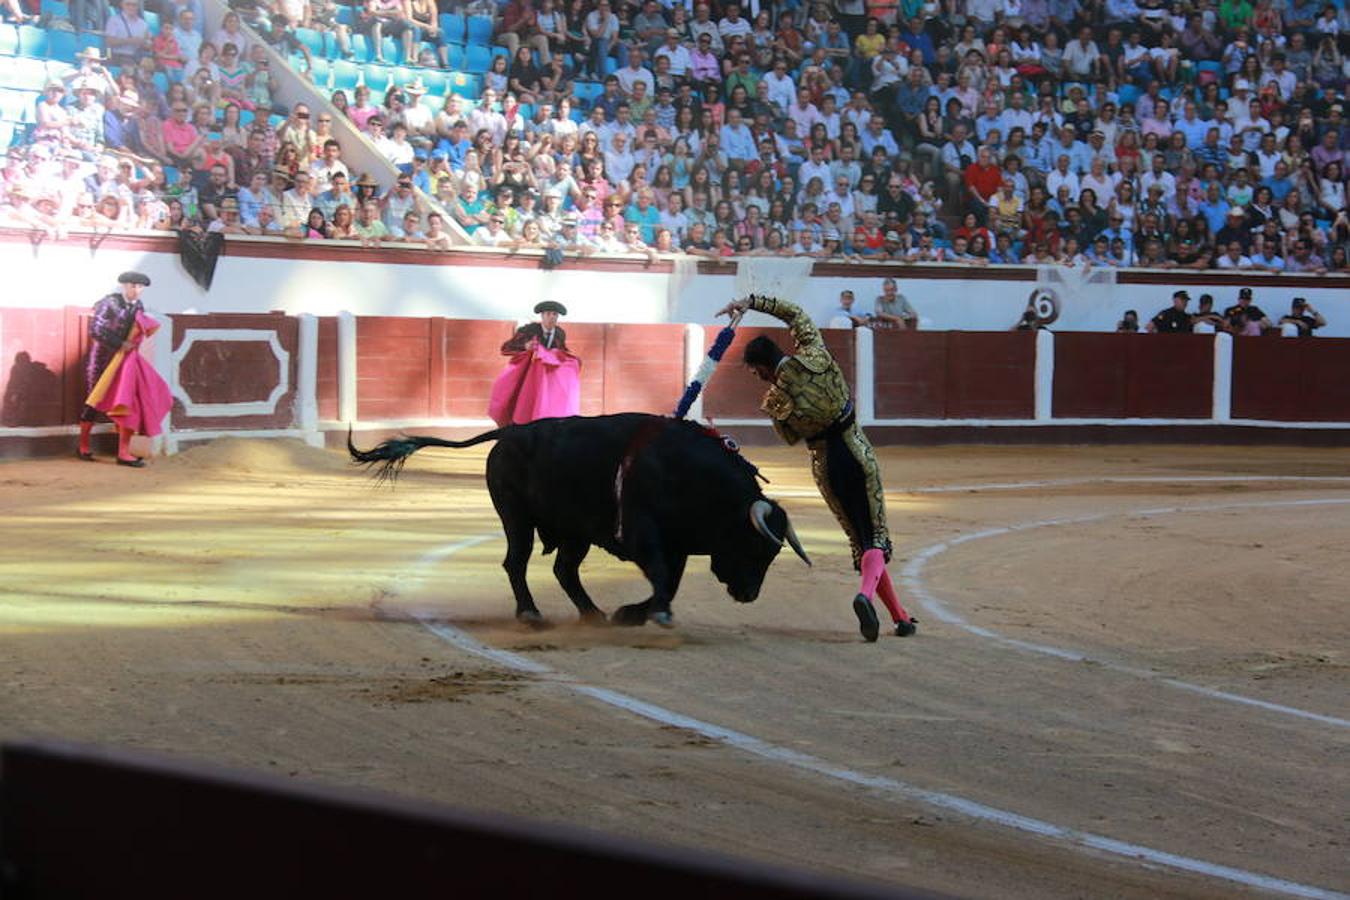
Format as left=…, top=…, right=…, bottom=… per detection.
left=439, top=13, right=465, bottom=43
left=0, top=25, right=17, bottom=55
left=464, top=43, right=490, bottom=73
left=17, top=25, right=49, bottom=58
left=465, top=14, right=492, bottom=45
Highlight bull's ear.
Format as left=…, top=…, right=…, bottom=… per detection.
left=782, top=511, right=811, bottom=567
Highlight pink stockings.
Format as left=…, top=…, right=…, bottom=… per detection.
left=78, top=421, right=93, bottom=455
left=117, top=426, right=137, bottom=462
left=859, top=548, right=912, bottom=624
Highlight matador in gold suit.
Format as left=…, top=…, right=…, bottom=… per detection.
left=718, top=294, right=916, bottom=642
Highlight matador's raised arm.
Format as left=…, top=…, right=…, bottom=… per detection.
left=745, top=294, right=833, bottom=372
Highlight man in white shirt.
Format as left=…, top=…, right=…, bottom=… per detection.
left=762, top=57, right=796, bottom=116
left=279, top=170, right=316, bottom=229
left=603, top=131, right=636, bottom=183
left=688, top=2, right=722, bottom=54
left=1215, top=240, right=1253, bottom=270
left=474, top=212, right=515, bottom=246
left=1045, top=154, right=1081, bottom=202
left=1139, top=153, right=1177, bottom=202
left=999, top=91, right=1035, bottom=137
left=309, top=139, right=350, bottom=191
left=797, top=144, right=833, bottom=190
left=466, top=90, right=507, bottom=145
left=616, top=48, right=656, bottom=97
left=653, top=29, right=691, bottom=77
left=716, top=1, right=750, bottom=41
left=1062, top=26, right=1102, bottom=79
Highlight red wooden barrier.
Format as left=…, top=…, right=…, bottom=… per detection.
left=1054, top=333, right=1212, bottom=419
left=1232, top=337, right=1350, bottom=421
left=316, top=316, right=339, bottom=421
left=874, top=332, right=1034, bottom=419
left=702, top=326, right=856, bottom=419
left=355, top=320, right=690, bottom=423
left=443, top=319, right=519, bottom=419
left=356, top=317, right=435, bottom=420
left=601, top=323, right=688, bottom=415
left=0, top=307, right=77, bottom=427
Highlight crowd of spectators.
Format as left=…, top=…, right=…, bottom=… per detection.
left=1, top=0, right=1348, bottom=270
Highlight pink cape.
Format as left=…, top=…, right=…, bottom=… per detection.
left=488, top=345, right=581, bottom=427
left=90, top=313, right=173, bottom=437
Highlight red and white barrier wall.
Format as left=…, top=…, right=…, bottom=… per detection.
left=3, top=306, right=1349, bottom=457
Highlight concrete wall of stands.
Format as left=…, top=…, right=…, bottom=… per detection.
left=3, top=231, right=1350, bottom=336
left=3, top=304, right=1349, bottom=457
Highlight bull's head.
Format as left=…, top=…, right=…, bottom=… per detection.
left=710, top=498, right=811, bottom=604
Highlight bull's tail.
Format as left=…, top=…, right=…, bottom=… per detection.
left=347, top=427, right=505, bottom=482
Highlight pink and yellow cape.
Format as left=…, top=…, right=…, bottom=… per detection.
left=85, top=312, right=173, bottom=437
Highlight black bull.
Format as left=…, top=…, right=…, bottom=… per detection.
left=349, top=413, right=811, bottom=627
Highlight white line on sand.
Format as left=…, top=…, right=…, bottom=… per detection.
left=900, top=496, right=1350, bottom=730
left=397, top=534, right=1349, bottom=900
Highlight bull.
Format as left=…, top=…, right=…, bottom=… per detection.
left=349, top=413, right=810, bottom=628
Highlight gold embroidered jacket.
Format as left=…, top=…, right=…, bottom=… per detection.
left=746, top=295, right=852, bottom=445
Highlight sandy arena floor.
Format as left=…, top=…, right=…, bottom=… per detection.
left=1, top=437, right=1348, bottom=898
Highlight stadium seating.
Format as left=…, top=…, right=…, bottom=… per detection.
left=438, top=13, right=465, bottom=45
left=465, top=15, right=492, bottom=46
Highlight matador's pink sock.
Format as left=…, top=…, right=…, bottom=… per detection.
left=876, top=569, right=912, bottom=624
left=78, top=421, right=93, bottom=455
left=117, top=426, right=136, bottom=462
left=859, top=548, right=886, bottom=601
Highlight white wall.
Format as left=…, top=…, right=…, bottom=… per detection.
left=3, top=236, right=1347, bottom=335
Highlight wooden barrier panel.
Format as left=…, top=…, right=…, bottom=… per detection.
left=874, top=332, right=1034, bottom=419
left=1054, top=333, right=1213, bottom=419
left=0, top=307, right=76, bottom=427
left=316, top=316, right=339, bottom=422
left=703, top=326, right=856, bottom=419
left=171, top=313, right=298, bottom=431
left=356, top=316, right=435, bottom=420
left=443, top=319, right=519, bottom=419
left=946, top=332, right=1036, bottom=419
left=601, top=323, right=689, bottom=415
left=1233, top=337, right=1350, bottom=421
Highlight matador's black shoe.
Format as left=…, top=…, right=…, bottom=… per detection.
left=76, top=450, right=95, bottom=462
left=116, top=457, right=146, bottom=468
left=894, top=617, right=918, bottom=637
left=852, top=593, right=880, bottom=643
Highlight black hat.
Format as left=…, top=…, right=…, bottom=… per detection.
left=1239, top=287, right=1253, bottom=297
left=534, top=301, right=568, bottom=315
left=118, top=271, right=151, bottom=286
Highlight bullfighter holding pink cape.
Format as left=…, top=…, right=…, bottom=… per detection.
left=79, top=271, right=173, bottom=468
left=488, top=301, right=582, bottom=426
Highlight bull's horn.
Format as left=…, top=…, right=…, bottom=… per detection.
left=749, top=499, right=783, bottom=547
left=783, top=515, right=812, bottom=567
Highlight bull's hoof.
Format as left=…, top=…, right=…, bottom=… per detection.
left=610, top=604, right=649, bottom=627
left=650, top=610, right=674, bottom=629
left=894, top=617, right=918, bottom=637
left=516, top=610, right=553, bottom=630
left=578, top=608, right=609, bottom=627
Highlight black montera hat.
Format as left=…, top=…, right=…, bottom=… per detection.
left=118, top=271, right=151, bottom=286
left=534, top=301, right=568, bottom=315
